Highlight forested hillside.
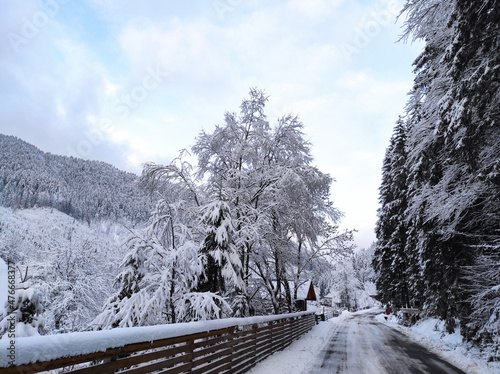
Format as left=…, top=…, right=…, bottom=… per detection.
left=374, top=0, right=500, bottom=359
left=0, top=207, right=125, bottom=335
left=0, top=134, right=153, bottom=223
left=0, top=134, right=154, bottom=335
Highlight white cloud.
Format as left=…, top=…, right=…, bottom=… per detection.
left=103, top=78, right=121, bottom=97
left=288, top=0, right=345, bottom=19
left=118, top=20, right=232, bottom=84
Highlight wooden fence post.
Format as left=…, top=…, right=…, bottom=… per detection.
left=228, top=327, right=234, bottom=371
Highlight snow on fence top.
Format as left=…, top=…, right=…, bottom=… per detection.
left=0, top=311, right=313, bottom=367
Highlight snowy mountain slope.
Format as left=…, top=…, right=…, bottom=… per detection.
left=0, top=206, right=128, bottom=333
left=0, top=134, right=153, bottom=223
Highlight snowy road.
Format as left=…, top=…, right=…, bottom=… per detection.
left=311, top=311, right=466, bottom=374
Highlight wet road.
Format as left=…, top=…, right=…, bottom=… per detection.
left=310, top=311, right=466, bottom=374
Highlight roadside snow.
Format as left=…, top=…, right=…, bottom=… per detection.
left=377, top=313, right=500, bottom=374
left=250, top=308, right=500, bottom=374
left=247, top=311, right=352, bottom=374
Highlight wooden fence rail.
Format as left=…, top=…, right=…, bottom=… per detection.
left=0, top=313, right=316, bottom=374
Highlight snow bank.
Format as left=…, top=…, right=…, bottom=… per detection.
left=245, top=308, right=499, bottom=374
left=379, top=314, right=500, bottom=374
left=247, top=313, right=346, bottom=374
left=0, top=312, right=313, bottom=367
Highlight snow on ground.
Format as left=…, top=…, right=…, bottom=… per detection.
left=376, top=313, right=500, bottom=374
left=247, top=310, right=353, bottom=374
left=249, top=308, right=500, bottom=374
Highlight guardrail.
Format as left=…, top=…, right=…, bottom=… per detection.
left=0, top=312, right=316, bottom=374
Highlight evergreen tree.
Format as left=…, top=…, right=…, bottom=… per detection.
left=374, top=118, right=410, bottom=308
left=376, top=0, right=500, bottom=343
left=0, top=266, right=44, bottom=338
left=91, top=234, right=146, bottom=328
left=465, top=249, right=500, bottom=360
left=92, top=198, right=217, bottom=328
left=197, top=200, right=243, bottom=296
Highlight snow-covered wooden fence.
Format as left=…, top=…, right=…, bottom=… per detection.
left=0, top=312, right=316, bottom=374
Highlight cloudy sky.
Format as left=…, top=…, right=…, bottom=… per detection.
left=0, top=0, right=423, bottom=249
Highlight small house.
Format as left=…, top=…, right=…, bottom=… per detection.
left=294, top=281, right=317, bottom=311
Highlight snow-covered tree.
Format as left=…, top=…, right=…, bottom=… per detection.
left=330, top=260, right=360, bottom=311
left=326, top=248, right=377, bottom=312
left=93, top=198, right=211, bottom=328
left=45, top=240, right=110, bottom=332
left=192, top=88, right=272, bottom=305
left=465, top=248, right=500, bottom=361
left=0, top=266, right=44, bottom=338
left=374, top=0, right=500, bottom=348
left=93, top=89, right=350, bottom=324
left=374, top=118, right=411, bottom=308
left=0, top=207, right=123, bottom=334
left=353, top=245, right=376, bottom=288
left=197, top=200, right=243, bottom=295
left=193, top=89, right=351, bottom=315
left=91, top=233, right=147, bottom=328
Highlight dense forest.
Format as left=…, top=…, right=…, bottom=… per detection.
left=374, top=0, right=500, bottom=359
left=0, top=134, right=154, bottom=223
left=0, top=207, right=124, bottom=335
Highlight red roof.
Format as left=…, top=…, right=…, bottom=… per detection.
left=306, top=282, right=317, bottom=301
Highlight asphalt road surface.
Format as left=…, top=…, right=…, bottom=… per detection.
left=310, top=310, right=466, bottom=374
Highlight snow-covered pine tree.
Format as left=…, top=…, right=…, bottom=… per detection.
left=197, top=200, right=243, bottom=298
left=394, top=90, right=424, bottom=311
left=95, top=151, right=247, bottom=328
left=439, top=0, right=500, bottom=347
left=91, top=233, right=146, bottom=328
left=374, top=117, right=410, bottom=309
left=465, top=248, right=500, bottom=360
left=393, top=0, right=462, bottom=331
left=386, top=0, right=500, bottom=339
left=0, top=266, right=44, bottom=338
left=93, top=198, right=211, bottom=328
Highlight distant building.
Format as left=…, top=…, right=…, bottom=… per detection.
left=321, top=294, right=333, bottom=307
